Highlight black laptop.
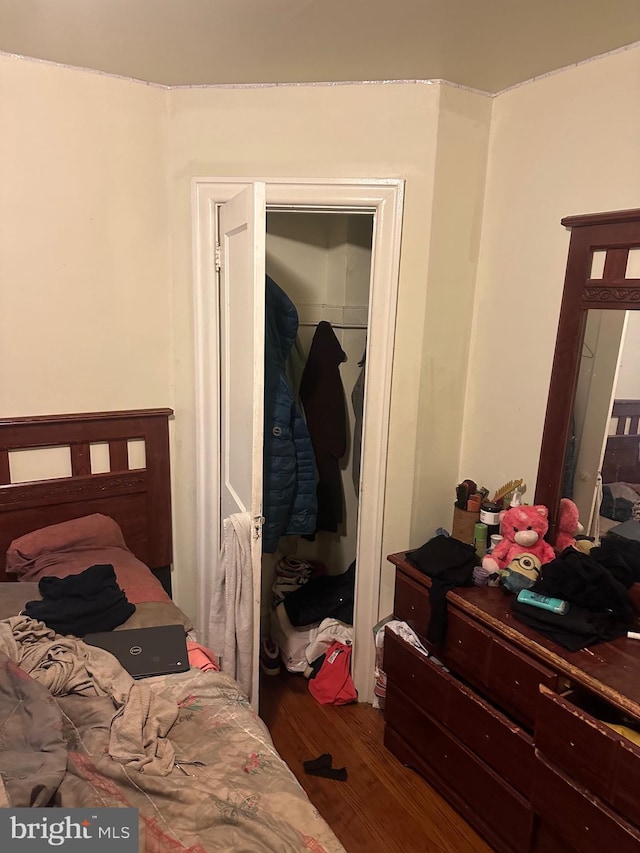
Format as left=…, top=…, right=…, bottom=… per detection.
left=84, top=624, right=189, bottom=679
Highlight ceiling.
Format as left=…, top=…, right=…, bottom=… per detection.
left=1, top=0, right=640, bottom=94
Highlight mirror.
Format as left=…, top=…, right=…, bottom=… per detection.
left=564, top=309, right=640, bottom=536
left=535, top=208, right=640, bottom=543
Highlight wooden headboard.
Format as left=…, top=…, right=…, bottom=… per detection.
left=0, top=409, right=173, bottom=584
left=602, top=399, right=640, bottom=485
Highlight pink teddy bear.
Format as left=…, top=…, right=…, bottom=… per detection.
left=555, top=497, right=583, bottom=552
left=482, top=504, right=556, bottom=574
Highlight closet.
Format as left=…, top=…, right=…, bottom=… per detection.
left=261, top=211, right=373, bottom=682
left=193, top=177, right=404, bottom=706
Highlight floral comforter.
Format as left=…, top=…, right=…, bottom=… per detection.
left=0, top=619, right=344, bottom=853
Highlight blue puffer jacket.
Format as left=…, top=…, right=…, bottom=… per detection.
left=262, top=277, right=317, bottom=552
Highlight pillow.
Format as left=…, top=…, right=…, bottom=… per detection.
left=6, top=514, right=126, bottom=569
left=6, top=515, right=172, bottom=606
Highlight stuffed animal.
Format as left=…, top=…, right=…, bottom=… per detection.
left=482, top=504, right=556, bottom=576
left=500, top=551, right=543, bottom=594
left=555, top=497, right=583, bottom=552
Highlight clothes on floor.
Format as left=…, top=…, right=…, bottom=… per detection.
left=284, top=561, right=355, bottom=627
left=271, top=556, right=315, bottom=609
left=270, top=602, right=321, bottom=673
left=299, top=321, right=348, bottom=534
left=23, top=563, right=135, bottom=637
left=303, top=753, right=348, bottom=781
left=308, top=641, right=357, bottom=706
left=305, top=617, right=354, bottom=666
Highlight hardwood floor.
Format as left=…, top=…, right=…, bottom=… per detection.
left=260, top=671, right=493, bottom=853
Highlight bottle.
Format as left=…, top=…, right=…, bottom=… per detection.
left=517, top=589, right=569, bottom=614
left=474, top=522, right=488, bottom=558
left=480, top=501, right=501, bottom=541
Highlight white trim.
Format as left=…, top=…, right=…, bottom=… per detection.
left=192, top=177, right=404, bottom=703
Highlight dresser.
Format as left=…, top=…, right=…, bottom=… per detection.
left=384, top=551, right=640, bottom=853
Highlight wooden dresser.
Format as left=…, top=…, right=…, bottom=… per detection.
left=384, top=551, right=640, bottom=853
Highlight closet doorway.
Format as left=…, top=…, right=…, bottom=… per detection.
left=193, top=178, right=404, bottom=705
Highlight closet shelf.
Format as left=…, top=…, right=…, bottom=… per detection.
left=297, top=302, right=368, bottom=330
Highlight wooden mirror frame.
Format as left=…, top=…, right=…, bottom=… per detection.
left=535, top=208, right=640, bottom=543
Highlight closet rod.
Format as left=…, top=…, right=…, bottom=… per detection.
left=298, top=320, right=367, bottom=330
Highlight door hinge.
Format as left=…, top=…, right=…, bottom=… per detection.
left=214, top=243, right=221, bottom=272
left=253, top=516, right=265, bottom=540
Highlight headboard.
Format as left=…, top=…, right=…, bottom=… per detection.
left=0, top=409, right=173, bottom=584
left=601, top=399, right=640, bottom=485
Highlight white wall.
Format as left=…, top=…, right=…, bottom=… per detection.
left=460, top=46, right=640, bottom=505
left=167, top=82, right=454, bottom=619
left=411, top=84, right=492, bottom=539
left=0, top=55, right=171, bottom=417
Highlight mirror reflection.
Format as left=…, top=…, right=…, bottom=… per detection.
left=564, top=310, right=640, bottom=538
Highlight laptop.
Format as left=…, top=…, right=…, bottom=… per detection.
left=84, top=624, right=189, bottom=679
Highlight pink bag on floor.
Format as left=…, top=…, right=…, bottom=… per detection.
left=308, top=641, right=357, bottom=705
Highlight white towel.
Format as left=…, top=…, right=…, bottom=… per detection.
left=208, top=512, right=254, bottom=696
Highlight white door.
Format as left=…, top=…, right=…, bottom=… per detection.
left=218, top=182, right=266, bottom=705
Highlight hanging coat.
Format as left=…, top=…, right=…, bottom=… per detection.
left=262, top=277, right=317, bottom=553
left=299, top=321, right=347, bottom=533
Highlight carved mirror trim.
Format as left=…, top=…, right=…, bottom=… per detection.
left=535, top=208, right=640, bottom=542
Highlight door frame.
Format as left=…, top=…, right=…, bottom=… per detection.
left=192, top=177, right=404, bottom=702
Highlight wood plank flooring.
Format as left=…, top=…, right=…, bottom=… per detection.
left=260, top=671, right=493, bottom=853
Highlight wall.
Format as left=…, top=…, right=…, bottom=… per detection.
left=0, top=55, right=171, bottom=417
left=167, top=81, right=457, bottom=619
left=460, top=45, right=640, bottom=505
left=411, top=84, right=492, bottom=540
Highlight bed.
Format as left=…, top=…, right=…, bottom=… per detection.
left=599, top=399, right=640, bottom=533
left=0, top=409, right=344, bottom=853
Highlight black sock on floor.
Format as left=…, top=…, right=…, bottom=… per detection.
left=303, top=753, right=332, bottom=772
left=305, top=765, right=348, bottom=782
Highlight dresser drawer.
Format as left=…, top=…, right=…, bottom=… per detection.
left=531, top=821, right=575, bottom=853
left=536, top=684, right=640, bottom=827
left=532, top=752, right=640, bottom=853
left=445, top=607, right=493, bottom=683
left=446, top=607, right=557, bottom=728
left=488, top=637, right=557, bottom=728
left=393, top=569, right=430, bottom=639
left=385, top=687, right=533, bottom=853
left=385, top=630, right=534, bottom=797
left=383, top=629, right=447, bottom=719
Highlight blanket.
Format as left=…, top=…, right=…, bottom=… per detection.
left=0, top=616, right=177, bottom=775
left=0, top=618, right=344, bottom=853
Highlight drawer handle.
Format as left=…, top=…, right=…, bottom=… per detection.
left=569, top=741, right=575, bottom=747
left=514, top=680, right=520, bottom=686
